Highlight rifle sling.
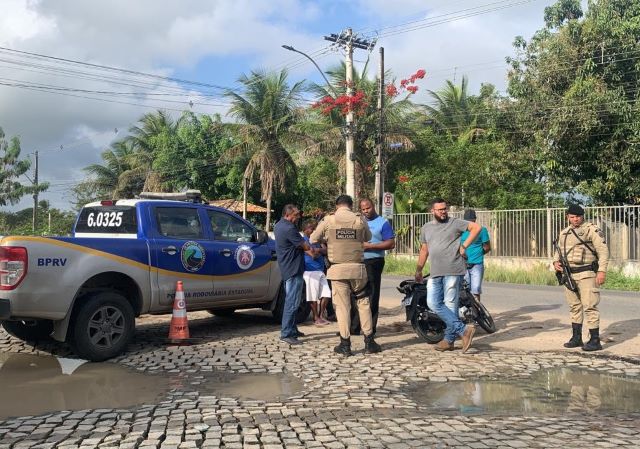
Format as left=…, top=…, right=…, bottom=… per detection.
left=563, top=229, right=599, bottom=275
left=569, top=227, right=598, bottom=257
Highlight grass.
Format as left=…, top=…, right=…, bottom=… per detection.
left=383, top=256, right=640, bottom=291
left=484, top=264, right=557, bottom=286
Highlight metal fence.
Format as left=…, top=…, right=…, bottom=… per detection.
left=393, top=206, right=640, bottom=261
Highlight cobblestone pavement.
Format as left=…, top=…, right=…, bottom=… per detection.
left=1, top=309, right=639, bottom=449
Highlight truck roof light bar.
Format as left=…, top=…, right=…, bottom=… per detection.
left=138, top=190, right=203, bottom=203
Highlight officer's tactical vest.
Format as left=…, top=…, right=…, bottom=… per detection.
left=324, top=212, right=366, bottom=264
left=556, top=221, right=609, bottom=280
left=560, top=223, right=600, bottom=266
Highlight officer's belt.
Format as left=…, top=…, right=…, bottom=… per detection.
left=569, top=265, right=595, bottom=274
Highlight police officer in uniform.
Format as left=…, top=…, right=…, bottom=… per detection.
left=310, top=195, right=382, bottom=356
left=553, top=204, right=609, bottom=351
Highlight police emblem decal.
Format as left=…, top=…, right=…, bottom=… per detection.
left=235, top=245, right=255, bottom=270
left=180, top=241, right=206, bottom=272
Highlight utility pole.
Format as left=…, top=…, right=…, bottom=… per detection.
left=242, top=177, right=248, bottom=219
left=324, top=28, right=376, bottom=199
left=32, top=150, right=38, bottom=233
left=375, top=47, right=384, bottom=212
left=344, top=28, right=356, bottom=199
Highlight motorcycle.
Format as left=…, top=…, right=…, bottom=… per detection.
left=397, top=276, right=496, bottom=344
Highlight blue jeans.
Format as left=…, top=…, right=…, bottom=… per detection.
left=427, top=275, right=466, bottom=343
left=464, top=263, right=485, bottom=295
left=281, top=275, right=303, bottom=338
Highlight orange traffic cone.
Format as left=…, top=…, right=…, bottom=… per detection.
left=168, top=281, right=190, bottom=343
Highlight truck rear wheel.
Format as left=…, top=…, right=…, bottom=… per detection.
left=70, top=292, right=135, bottom=361
left=1, top=319, right=53, bottom=341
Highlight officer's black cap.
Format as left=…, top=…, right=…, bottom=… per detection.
left=463, top=209, right=476, bottom=220
left=567, top=204, right=585, bottom=216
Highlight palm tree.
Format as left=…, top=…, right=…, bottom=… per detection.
left=84, top=139, right=139, bottom=199
left=224, top=69, right=305, bottom=229
left=127, top=110, right=179, bottom=192
left=422, top=76, right=493, bottom=143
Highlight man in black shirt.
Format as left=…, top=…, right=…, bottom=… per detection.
left=274, top=204, right=316, bottom=345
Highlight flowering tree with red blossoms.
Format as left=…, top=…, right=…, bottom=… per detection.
left=311, top=69, right=425, bottom=117
left=311, top=89, right=369, bottom=117
left=305, top=64, right=425, bottom=201
left=386, top=69, right=426, bottom=98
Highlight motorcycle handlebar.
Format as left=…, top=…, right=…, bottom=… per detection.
left=397, top=275, right=470, bottom=294
left=397, top=279, right=427, bottom=294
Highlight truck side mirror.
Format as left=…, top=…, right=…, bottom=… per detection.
left=256, top=230, right=269, bottom=244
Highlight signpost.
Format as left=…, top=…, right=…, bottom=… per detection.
left=382, top=192, right=394, bottom=219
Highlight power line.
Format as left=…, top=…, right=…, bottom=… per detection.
left=0, top=45, right=336, bottom=98
left=0, top=77, right=233, bottom=108
left=4, top=44, right=638, bottom=115
left=377, top=0, right=541, bottom=39
left=0, top=46, right=234, bottom=93
left=0, top=80, right=215, bottom=114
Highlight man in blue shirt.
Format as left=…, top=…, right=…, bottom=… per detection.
left=461, top=209, right=491, bottom=302
left=274, top=204, right=317, bottom=345
left=349, top=198, right=395, bottom=336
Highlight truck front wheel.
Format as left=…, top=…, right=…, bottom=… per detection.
left=70, top=292, right=135, bottom=361
left=1, top=319, right=53, bottom=341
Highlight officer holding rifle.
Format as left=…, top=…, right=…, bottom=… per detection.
left=553, top=204, right=609, bottom=351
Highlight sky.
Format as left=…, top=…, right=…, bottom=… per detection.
left=0, top=0, right=560, bottom=212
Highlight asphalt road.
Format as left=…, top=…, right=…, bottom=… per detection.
left=379, top=275, right=640, bottom=359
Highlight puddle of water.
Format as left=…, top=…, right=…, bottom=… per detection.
left=0, top=353, right=304, bottom=420
left=408, top=367, right=640, bottom=415
left=0, top=352, right=170, bottom=420
left=196, top=372, right=304, bottom=401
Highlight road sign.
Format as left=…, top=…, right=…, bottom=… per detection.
left=382, top=192, right=394, bottom=219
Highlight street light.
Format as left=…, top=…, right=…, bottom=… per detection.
left=281, top=45, right=337, bottom=97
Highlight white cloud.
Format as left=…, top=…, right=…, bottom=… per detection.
left=0, top=0, right=56, bottom=44
left=357, top=0, right=555, bottom=99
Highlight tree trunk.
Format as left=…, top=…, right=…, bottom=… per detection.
left=265, top=194, right=272, bottom=232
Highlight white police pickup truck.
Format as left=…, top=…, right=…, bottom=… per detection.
left=0, top=191, right=309, bottom=361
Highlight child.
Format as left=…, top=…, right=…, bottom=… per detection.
left=302, top=219, right=331, bottom=325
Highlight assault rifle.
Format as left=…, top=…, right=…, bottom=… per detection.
left=553, top=238, right=579, bottom=293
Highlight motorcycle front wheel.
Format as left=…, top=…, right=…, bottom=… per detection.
left=411, top=314, right=445, bottom=344
left=472, top=300, right=497, bottom=334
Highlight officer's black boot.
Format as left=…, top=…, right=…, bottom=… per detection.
left=563, top=323, right=583, bottom=348
left=334, top=337, right=353, bottom=356
left=364, top=334, right=382, bottom=354
left=582, top=328, right=603, bottom=351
